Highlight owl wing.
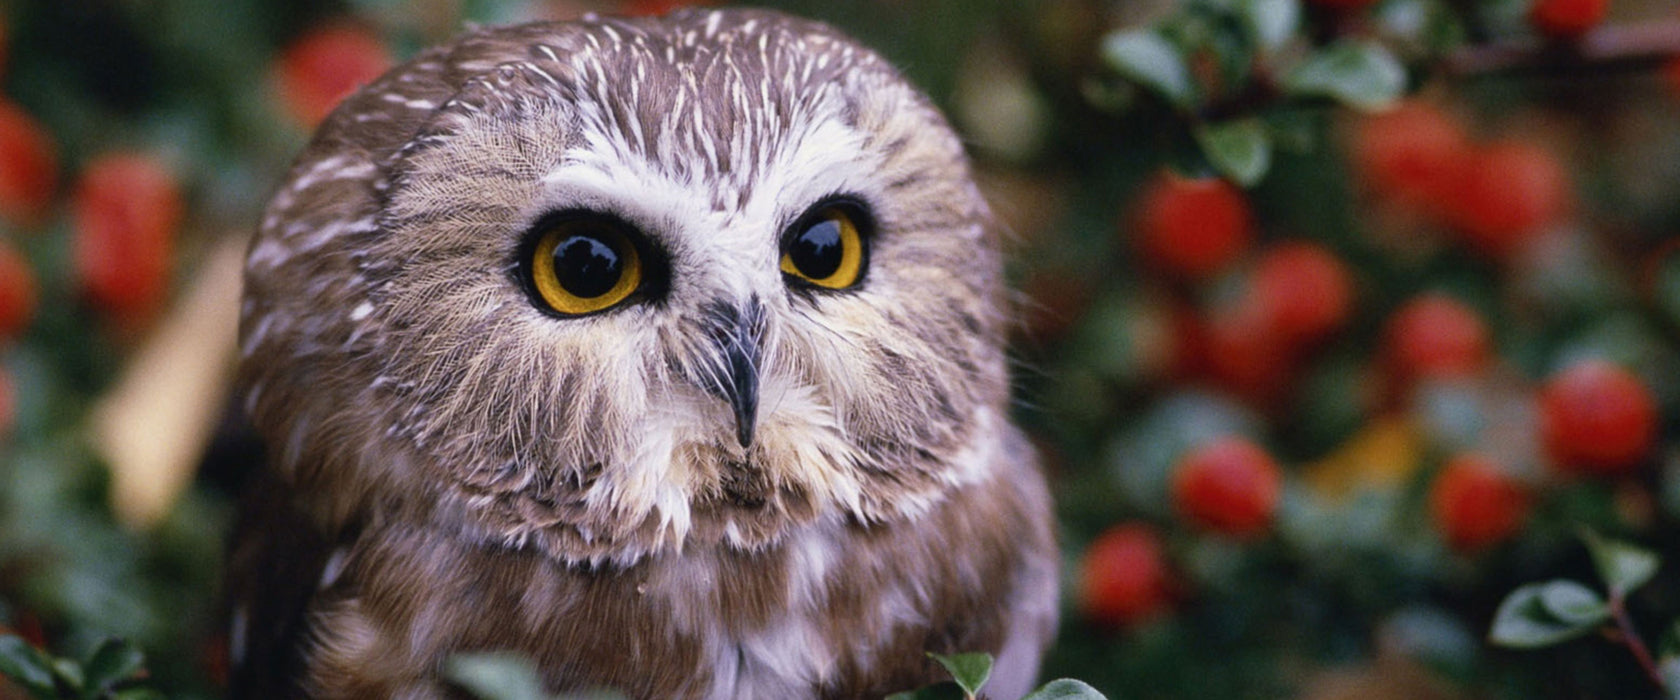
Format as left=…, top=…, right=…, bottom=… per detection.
left=222, top=466, right=339, bottom=700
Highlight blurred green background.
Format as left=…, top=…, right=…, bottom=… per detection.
left=4, top=0, right=1680, bottom=698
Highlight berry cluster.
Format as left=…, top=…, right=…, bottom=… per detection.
left=0, top=16, right=398, bottom=443
left=1071, top=95, right=1668, bottom=633
left=0, top=83, right=187, bottom=445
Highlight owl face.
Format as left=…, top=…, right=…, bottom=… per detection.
left=241, top=10, right=1011, bottom=566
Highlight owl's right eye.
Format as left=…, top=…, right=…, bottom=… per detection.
left=525, top=215, right=643, bottom=316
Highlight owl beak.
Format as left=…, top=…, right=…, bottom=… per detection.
left=725, top=342, right=760, bottom=449
left=704, top=298, right=764, bottom=449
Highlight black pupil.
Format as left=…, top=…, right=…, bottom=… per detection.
left=552, top=234, right=623, bottom=298
left=790, top=217, right=844, bottom=280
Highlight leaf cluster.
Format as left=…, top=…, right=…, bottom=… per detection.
left=1490, top=531, right=1680, bottom=696
left=1096, top=0, right=1461, bottom=184
left=0, top=635, right=160, bottom=700
left=886, top=652, right=1108, bottom=700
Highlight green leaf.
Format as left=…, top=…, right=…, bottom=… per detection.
left=1489, top=582, right=1607, bottom=648
left=81, top=638, right=146, bottom=696
left=1422, top=7, right=1468, bottom=53
left=443, top=652, right=549, bottom=700
left=1283, top=41, right=1406, bottom=111
left=927, top=652, right=993, bottom=698
left=1378, top=0, right=1468, bottom=52
left=112, top=690, right=167, bottom=700
left=51, top=658, right=84, bottom=691
left=1101, top=30, right=1194, bottom=108
left=1583, top=530, right=1661, bottom=598
left=0, top=636, right=57, bottom=698
left=1536, top=581, right=1611, bottom=626
left=1374, top=0, right=1432, bottom=44
left=1193, top=118, right=1272, bottom=186
left=1240, top=0, right=1300, bottom=52
left=1023, top=678, right=1111, bottom=699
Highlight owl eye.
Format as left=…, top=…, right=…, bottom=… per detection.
left=527, top=215, right=643, bottom=316
left=780, top=204, right=867, bottom=290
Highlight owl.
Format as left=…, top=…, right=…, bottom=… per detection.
left=225, top=8, right=1057, bottom=699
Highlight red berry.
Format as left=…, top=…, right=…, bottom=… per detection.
left=71, top=153, right=184, bottom=328
left=1080, top=523, right=1172, bottom=627
left=1135, top=174, right=1254, bottom=280
left=1444, top=141, right=1569, bottom=258
left=1351, top=101, right=1468, bottom=212
left=1665, top=57, right=1680, bottom=98
left=1540, top=360, right=1658, bottom=476
left=1429, top=453, right=1531, bottom=551
left=1253, top=241, right=1354, bottom=346
left=1164, top=303, right=1210, bottom=381
left=1202, top=301, right=1295, bottom=404
left=0, top=239, right=35, bottom=340
left=1384, top=294, right=1490, bottom=382
left=1172, top=437, right=1284, bottom=538
left=0, top=100, right=58, bottom=229
left=1529, top=0, right=1608, bottom=39
left=275, top=23, right=393, bottom=128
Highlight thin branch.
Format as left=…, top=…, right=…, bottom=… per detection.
left=1607, top=595, right=1667, bottom=692
left=1444, top=19, right=1680, bottom=76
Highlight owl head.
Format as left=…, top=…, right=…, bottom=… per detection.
left=240, top=9, right=1010, bottom=566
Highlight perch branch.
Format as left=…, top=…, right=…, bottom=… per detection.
left=1443, top=19, right=1680, bottom=76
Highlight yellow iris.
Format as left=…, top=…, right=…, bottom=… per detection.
left=530, top=219, right=642, bottom=316
left=780, top=207, right=865, bottom=289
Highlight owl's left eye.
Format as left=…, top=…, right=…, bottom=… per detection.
left=525, top=215, right=643, bottom=316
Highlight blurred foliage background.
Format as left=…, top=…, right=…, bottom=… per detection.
left=3, top=0, right=1680, bottom=697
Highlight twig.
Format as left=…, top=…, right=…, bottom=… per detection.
left=1607, top=594, right=1667, bottom=692
left=1443, top=19, right=1680, bottom=76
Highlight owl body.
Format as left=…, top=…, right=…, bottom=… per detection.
left=229, top=9, right=1056, bottom=699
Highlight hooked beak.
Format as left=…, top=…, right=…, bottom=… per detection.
left=704, top=298, right=764, bottom=448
